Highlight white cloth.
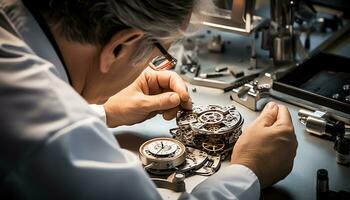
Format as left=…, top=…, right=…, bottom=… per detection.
left=89, top=104, right=107, bottom=123
left=0, top=1, right=260, bottom=199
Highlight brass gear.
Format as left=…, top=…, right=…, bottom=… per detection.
left=202, top=140, right=225, bottom=154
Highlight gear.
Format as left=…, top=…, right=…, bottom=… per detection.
left=199, top=111, right=224, bottom=124
left=202, top=141, right=225, bottom=154
left=206, top=125, right=221, bottom=132
left=171, top=105, right=244, bottom=157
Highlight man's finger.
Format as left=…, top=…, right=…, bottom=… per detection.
left=255, top=102, right=279, bottom=127
left=144, top=92, right=180, bottom=112
left=162, top=107, right=180, bottom=120
left=180, top=97, right=193, bottom=110
left=274, top=105, right=293, bottom=128
left=155, top=71, right=190, bottom=102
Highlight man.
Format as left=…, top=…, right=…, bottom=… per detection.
left=0, top=0, right=297, bottom=199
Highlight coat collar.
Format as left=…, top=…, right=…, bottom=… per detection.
left=0, top=0, right=71, bottom=84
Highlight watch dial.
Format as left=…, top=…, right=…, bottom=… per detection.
left=146, top=140, right=178, bottom=156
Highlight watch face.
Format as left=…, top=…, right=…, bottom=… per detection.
left=146, top=140, right=178, bottom=156
left=139, top=138, right=186, bottom=170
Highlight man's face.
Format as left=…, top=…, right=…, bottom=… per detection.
left=75, top=14, right=190, bottom=104
left=82, top=39, right=171, bottom=104
left=81, top=11, right=193, bottom=104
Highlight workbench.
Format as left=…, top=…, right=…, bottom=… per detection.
left=112, top=2, right=350, bottom=198
left=113, top=81, right=350, bottom=199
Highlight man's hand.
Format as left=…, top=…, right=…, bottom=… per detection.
left=231, top=102, right=298, bottom=188
left=103, top=68, right=192, bottom=127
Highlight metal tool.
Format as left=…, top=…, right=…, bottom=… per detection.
left=334, top=136, right=350, bottom=166
left=215, top=66, right=228, bottom=72
left=298, top=109, right=350, bottom=138
left=230, top=69, right=244, bottom=78
left=316, top=169, right=350, bottom=200
left=196, top=0, right=297, bottom=61
left=249, top=32, right=258, bottom=69
left=195, top=0, right=267, bottom=35
left=269, top=0, right=297, bottom=64
left=316, top=169, right=329, bottom=200
left=298, top=109, right=350, bottom=166
left=182, top=71, right=255, bottom=90
left=272, top=34, right=294, bottom=64
left=151, top=172, right=186, bottom=192
left=223, top=72, right=260, bottom=92
left=230, top=73, right=273, bottom=111
left=199, top=71, right=231, bottom=79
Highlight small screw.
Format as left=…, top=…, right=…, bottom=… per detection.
left=345, top=95, right=350, bottom=103
left=174, top=173, right=185, bottom=182
left=343, top=84, right=350, bottom=91
left=332, top=93, right=340, bottom=100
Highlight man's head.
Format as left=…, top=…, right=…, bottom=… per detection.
left=37, top=0, right=197, bottom=103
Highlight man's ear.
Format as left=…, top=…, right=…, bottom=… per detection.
left=100, top=29, right=144, bottom=73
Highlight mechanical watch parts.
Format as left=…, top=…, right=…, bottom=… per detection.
left=138, top=104, right=244, bottom=192
left=139, top=138, right=186, bottom=170
left=170, top=104, right=244, bottom=160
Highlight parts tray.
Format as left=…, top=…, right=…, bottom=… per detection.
left=273, top=52, right=350, bottom=114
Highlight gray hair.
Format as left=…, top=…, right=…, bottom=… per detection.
left=37, top=0, right=216, bottom=64
left=0, top=0, right=26, bottom=30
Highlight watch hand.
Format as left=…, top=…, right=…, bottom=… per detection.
left=156, top=142, right=164, bottom=155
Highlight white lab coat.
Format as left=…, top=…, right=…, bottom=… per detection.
left=0, top=0, right=260, bottom=199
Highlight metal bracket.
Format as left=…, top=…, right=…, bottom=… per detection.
left=195, top=0, right=268, bottom=35
left=151, top=172, right=186, bottom=192
left=230, top=73, right=273, bottom=111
